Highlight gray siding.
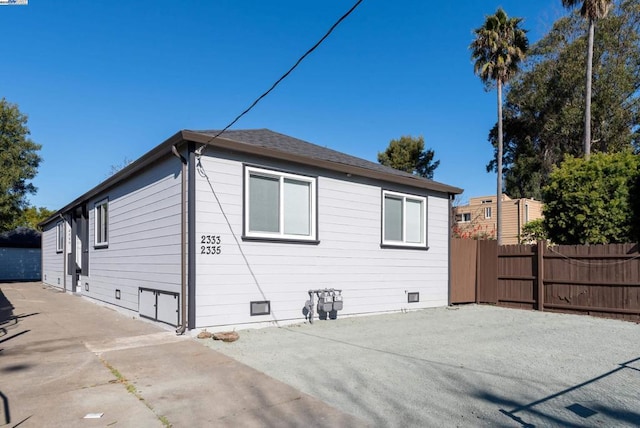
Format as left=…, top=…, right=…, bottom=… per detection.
left=82, top=155, right=183, bottom=312
left=0, top=248, right=41, bottom=281
left=195, top=150, right=450, bottom=329
left=42, top=220, right=66, bottom=288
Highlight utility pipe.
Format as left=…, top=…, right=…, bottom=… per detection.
left=172, top=145, right=188, bottom=335
left=59, top=214, right=67, bottom=293
left=308, top=290, right=315, bottom=324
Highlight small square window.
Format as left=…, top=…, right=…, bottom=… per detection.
left=95, top=199, right=109, bottom=247
left=250, top=301, right=271, bottom=316
left=382, top=190, right=427, bottom=247
left=407, top=292, right=419, bottom=303
left=462, top=213, right=471, bottom=222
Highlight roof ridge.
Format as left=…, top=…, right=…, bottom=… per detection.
left=188, top=129, right=460, bottom=191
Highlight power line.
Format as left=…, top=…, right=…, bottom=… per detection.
left=204, top=0, right=364, bottom=143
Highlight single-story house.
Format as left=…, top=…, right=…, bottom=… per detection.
left=40, top=129, right=462, bottom=332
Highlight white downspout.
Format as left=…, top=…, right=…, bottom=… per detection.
left=59, top=214, right=67, bottom=292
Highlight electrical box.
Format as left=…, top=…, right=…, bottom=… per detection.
left=317, top=291, right=333, bottom=312
left=332, top=290, right=343, bottom=311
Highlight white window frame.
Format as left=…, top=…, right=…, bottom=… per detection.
left=94, top=198, right=109, bottom=247
left=485, top=207, right=492, bottom=219
left=382, top=190, right=427, bottom=248
left=244, top=166, right=317, bottom=241
left=56, top=221, right=64, bottom=253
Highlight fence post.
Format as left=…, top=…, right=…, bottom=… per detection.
left=475, top=240, right=480, bottom=304
left=537, top=240, right=545, bottom=311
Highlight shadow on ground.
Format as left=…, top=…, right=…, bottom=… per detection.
left=208, top=307, right=640, bottom=427
left=0, top=289, right=39, bottom=425
left=474, top=356, right=640, bottom=427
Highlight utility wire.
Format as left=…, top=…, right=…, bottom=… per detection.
left=191, top=1, right=364, bottom=326
left=546, top=245, right=640, bottom=266
left=195, top=155, right=281, bottom=326
left=205, top=0, right=364, bottom=143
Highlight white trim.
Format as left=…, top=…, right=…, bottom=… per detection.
left=485, top=207, right=492, bottom=219
left=56, top=221, right=64, bottom=252
left=94, top=198, right=109, bottom=247
left=244, top=166, right=317, bottom=241
left=382, top=190, right=427, bottom=247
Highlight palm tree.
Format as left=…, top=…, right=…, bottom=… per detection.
left=562, top=0, right=613, bottom=158
left=471, top=8, right=528, bottom=245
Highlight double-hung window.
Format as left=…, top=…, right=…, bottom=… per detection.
left=382, top=190, right=427, bottom=247
left=56, top=221, right=64, bottom=253
left=244, top=166, right=317, bottom=241
left=94, top=199, right=109, bottom=247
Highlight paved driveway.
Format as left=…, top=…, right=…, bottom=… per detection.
left=0, top=282, right=363, bottom=427
left=204, top=305, right=640, bottom=427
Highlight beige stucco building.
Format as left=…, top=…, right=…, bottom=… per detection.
left=453, top=194, right=543, bottom=244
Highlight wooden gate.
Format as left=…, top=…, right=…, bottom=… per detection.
left=451, top=238, right=498, bottom=304
left=450, top=238, right=477, bottom=303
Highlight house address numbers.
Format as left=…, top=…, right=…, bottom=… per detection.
left=200, top=235, right=222, bottom=255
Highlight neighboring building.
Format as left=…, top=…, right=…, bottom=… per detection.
left=40, top=129, right=462, bottom=331
left=0, top=227, right=41, bottom=282
left=453, top=194, right=543, bottom=244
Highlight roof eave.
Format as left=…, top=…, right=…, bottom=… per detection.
left=39, top=131, right=186, bottom=227
left=39, top=129, right=463, bottom=228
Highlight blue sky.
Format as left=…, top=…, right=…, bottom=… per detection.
left=3, top=0, right=568, bottom=210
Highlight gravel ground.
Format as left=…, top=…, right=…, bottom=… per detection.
left=201, top=305, right=640, bottom=427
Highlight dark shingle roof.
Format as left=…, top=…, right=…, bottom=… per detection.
left=42, top=128, right=462, bottom=225
left=191, top=129, right=462, bottom=194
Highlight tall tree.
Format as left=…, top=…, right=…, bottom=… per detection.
left=562, top=0, right=614, bottom=158
left=471, top=8, right=528, bottom=245
left=377, top=135, right=440, bottom=179
left=489, top=0, right=640, bottom=199
left=17, top=206, right=55, bottom=231
left=0, top=99, right=41, bottom=232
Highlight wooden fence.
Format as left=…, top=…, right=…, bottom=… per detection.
left=451, top=239, right=640, bottom=322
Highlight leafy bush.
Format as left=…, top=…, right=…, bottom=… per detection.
left=543, top=152, right=640, bottom=244
left=520, top=218, right=546, bottom=243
